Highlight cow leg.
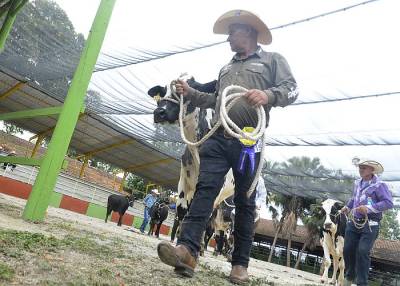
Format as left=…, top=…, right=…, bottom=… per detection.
left=155, top=222, right=161, bottom=238
left=330, top=256, right=339, bottom=284
left=338, top=257, right=345, bottom=286
left=105, top=205, right=111, bottom=223
left=170, top=217, right=180, bottom=242
left=148, top=221, right=153, bottom=236
left=199, top=231, right=205, bottom=256
left=321, top=240, right=331, bottom=284
left=336, top=236, right=345, bottom=286
left=117, top=214, right=123, bottom=226
left=216, top=230, right=224, bottom=254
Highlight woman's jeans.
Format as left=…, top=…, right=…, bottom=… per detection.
left=343, top=220, right=379, bottom=286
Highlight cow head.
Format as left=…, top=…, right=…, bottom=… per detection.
left=126, top=194, right=135, bottom=207
left=148, top=75, right=217, bottom=124
left=314, top=199, right=344, bottom=234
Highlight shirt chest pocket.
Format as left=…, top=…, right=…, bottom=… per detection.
left=245, top=64, right=265, bottom=74
left=243, top=64, right=271, bottom=88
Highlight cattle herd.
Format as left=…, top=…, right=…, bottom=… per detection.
left=103, top=77, right=351, bottom=286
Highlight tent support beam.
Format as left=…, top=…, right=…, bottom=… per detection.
left=0, top=82, right=25, bottom=100
left=22, top=0, right=116, bottom=222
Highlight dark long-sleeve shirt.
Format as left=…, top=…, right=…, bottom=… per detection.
left=346, top=175, right=394, bottom=221
left=186, top=46, right=298, bottom=129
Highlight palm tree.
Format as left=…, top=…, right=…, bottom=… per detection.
left=267, top=193, right=291, bottom=263
left=268, top=157, right=324, bottom=267
left=294, top=214, right=321, bottom=269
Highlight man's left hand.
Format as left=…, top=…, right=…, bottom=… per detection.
left=245, top=89, right=268, bottom=107
left=356, top=205, right=369, bottom=215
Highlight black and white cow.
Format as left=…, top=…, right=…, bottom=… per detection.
left=148, top=75, right=235, bottom=243
left=317, top=199, right=347, bottom=286
left=105, top=194, right=135, bottom=226
left=210, top=195, right=234, bottom=257
left=148, top=199, right=169, bottom=238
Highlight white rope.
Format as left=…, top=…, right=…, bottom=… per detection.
left=168, top=81, right=267, bottom=198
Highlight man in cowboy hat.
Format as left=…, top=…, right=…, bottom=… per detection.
left=139, top=188, right=159, bottom=233
left=157, top=9, right=297, bottom=284
left=341, top=158, right=393, bottom=286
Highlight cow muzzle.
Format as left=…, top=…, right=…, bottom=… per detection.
left=324, top=222, right=332, bottom=230
left=154, top=108, right=167, bottom=123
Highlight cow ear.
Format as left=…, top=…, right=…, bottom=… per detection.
left=148, top=85, right=167, bottom=98
left=334, top=201, right=344, bottom=209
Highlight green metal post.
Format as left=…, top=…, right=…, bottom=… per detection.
left=0, top=0, right=28, bottom=52
left=23, top=0, right=116, bottom=221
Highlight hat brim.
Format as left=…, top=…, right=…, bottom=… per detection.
left=213, top=11, right=272, bottom=45
left=358, top=160, right=384, bottom=174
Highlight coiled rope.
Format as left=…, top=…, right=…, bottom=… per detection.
left=166, top=80, right=267, bottom=198
left=347, top=209, right=372, bottom=232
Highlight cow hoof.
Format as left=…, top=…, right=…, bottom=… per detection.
left=329, top=280, right=336, bottom=285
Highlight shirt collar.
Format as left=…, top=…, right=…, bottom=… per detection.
left=359, top=174, right=378, bottom=186
left=232, top=46, right=263, bottom=62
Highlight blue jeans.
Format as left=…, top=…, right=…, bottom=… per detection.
left=140, top=207, right=150, bottom=233
left=177, top=133, right=259, bottom=267
left=343, top=220, right=379, bottom=286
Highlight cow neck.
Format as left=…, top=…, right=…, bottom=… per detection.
left=181, top=109, right=200, bottom=161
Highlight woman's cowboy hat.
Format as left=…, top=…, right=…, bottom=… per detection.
left=352, top=157, right=384, bottom=174
left=213, top=9, right=272, bottom=45
left=151, top=189, right=160, bottom=195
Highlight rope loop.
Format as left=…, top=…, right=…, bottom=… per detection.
left=172, top=81, right=267, bottom=198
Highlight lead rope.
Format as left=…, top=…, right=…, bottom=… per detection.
left=170, top=81, right=267, bottom=198
left=347, top=209, right=372, bottom=232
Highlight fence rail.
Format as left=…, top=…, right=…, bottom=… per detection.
left=1, top=163, right=175, bottom=227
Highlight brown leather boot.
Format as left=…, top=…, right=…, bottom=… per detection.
left=229, top=265, right=249, bottom=284
left=157, top=241, right=197, bottom=277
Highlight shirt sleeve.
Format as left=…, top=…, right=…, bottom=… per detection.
left=367, top=183, right=394, bottom=213
left=346, top=197, right=355, bottom=209
left=346, top=182, right=357, bottom=209
left=265, top=53, right=298, bottom=108
left=185, top=88, right=217, bottom=109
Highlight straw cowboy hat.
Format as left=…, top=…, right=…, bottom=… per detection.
left=213, top=9, right=272, bottom=45
left=151, top=189, right=160, bottom=195
left=352, top=157, right=384, bottom=174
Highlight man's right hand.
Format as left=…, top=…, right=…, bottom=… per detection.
left=175, top=79, right=190, bottom=96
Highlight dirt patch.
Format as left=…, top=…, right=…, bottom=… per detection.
left=0, top=193, right=323, bottom=285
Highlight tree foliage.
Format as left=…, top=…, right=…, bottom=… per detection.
left=2, top=0, right=85, bottom=97
left=1, top=121, right=23, bottom=135
left=125, top=173, right=146, bottom=199
left=379, top=208, right=400, bottom=240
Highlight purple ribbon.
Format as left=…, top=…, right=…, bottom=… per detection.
left=237, top=145, right=256, bottom=175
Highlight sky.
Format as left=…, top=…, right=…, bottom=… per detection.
left=53, top=0, right=400, bottom=199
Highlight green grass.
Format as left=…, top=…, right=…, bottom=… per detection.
left=0, top=229, right=125, bottom=260
left=0, top=262, right=14, bottom=281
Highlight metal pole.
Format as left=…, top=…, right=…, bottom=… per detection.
left=23, top=0, right=116, bottom=221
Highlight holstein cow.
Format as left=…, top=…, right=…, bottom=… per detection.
left=148, top=199, right=169, bottom=238
left=148, top=75, right=235, bottom=244
left=105, top=194, right=135, bottom=226
left=211, top=195, right=234, bottom=257
left=317, top=199, right=347, bottom=286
